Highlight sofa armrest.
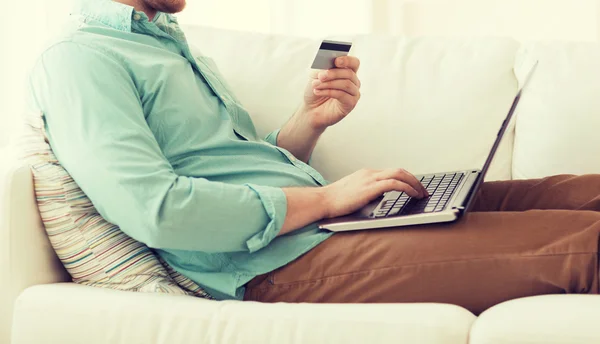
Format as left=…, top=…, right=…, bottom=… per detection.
left=0, top=149, right=71, bottom=344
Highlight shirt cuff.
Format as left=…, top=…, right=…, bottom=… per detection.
left=244, top=184, right=288, bottom=253
left=263, top=129, right=281, bottom=147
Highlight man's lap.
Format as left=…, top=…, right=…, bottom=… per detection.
left=245, top=175, right=600, bottom=314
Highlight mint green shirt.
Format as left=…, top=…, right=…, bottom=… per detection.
left=27, top=0, right=333, bottom=300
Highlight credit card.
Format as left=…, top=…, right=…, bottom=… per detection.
left=311, top=40, right=353, bottom=70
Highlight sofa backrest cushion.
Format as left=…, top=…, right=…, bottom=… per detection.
left=184, top=26, right=521, bottom=181
left=512, top=42, right=600, bottom=179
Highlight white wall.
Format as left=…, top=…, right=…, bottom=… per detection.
left=175, top=0, right=600, bottom=41
left=176, top=0, right=374, bottom=38
left=0, top=28, right=12, bottom=148
left=0, top=0, right=72, bottom=149
left=397, top=0, right=599, bottom=41
left=1, top=0, right=600, bottom=150
left=269, top=0, right=373, bottom=37
left=177, top=0, right=271, bottom=33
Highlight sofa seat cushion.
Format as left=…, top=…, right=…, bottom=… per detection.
left=470, top=295, right=600, bottom=344
left=12, top=284, right=476, bottom=344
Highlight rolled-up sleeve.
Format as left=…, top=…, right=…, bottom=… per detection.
left=29, top=42, right=287, bottom=253
left=244, top=184, right=287, bottom=253
left=263, top=128, right=281, bottom=147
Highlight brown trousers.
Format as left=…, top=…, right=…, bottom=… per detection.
left=244, top=175, right=600, bottom=315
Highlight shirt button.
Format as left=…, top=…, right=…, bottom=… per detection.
left=133, top=14, right=141, bottom=21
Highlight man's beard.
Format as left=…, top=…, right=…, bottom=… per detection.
left=143, top=0, right=186, bottom=14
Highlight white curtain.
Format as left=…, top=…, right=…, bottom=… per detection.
left=1, top=0, right=599, bottom=149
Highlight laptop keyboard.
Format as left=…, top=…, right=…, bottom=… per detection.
left=371, top=172, right=465, bottom=218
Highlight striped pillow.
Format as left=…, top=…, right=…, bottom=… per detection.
left=21, top=111, right=211, bottom=299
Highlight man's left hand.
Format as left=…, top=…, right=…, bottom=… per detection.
left=301, top=56, right=362, bottom=131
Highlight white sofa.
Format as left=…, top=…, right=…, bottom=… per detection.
left=2, top=26, right=600, bottom=344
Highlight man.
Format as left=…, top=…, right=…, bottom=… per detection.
left=28, top=0, right=599, bottom=315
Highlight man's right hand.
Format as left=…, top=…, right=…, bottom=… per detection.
left=322, top=168, right=429, bottom=219
left=279, top=168, right=429, bottom=237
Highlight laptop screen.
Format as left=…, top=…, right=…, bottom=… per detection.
left=464, top=61, right=539, bottom=212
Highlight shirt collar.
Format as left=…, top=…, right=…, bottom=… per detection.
left=74, top=0, right=175, bottom=32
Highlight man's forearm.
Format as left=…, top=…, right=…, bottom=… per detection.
left=276, top=106, right=325, bottom=163
left=278, top=187, right=328, bottom=236
left=277, top=167, right=429, bottom=237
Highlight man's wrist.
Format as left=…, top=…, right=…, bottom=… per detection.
left=276, top=105, right=328, bottom=164
left=316, top=186, right=332, bottom=219
left=278, top=110, right=324, bottom=148
left=296, top=105, right=328, bottom=133
left=279, top=186, right=331, bottom=236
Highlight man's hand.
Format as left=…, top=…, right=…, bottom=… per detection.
left=303, top=56, right=362, bottom=131
left=278, top=168, right=428, bottom=236
left=275, top=56, right=362, bottom=163
left=322, top=168, right=429, bottom=219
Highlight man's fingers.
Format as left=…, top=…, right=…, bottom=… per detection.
left=376, top=180, right=419, bottom=198
left=312, top=89, right=357, bottom=106
left=313, top=80, right=360, bottom=96
left=375, top=169, right=427, bottom=198
left=309, top=69, right=321, bottom=80
left=395, top=169, right=428, bottom=197
left=317, top=69, right=360, bottom=88
left=335, top=56, right=361, bottom=73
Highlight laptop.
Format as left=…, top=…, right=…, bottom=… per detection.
left=319, top=62, right=538, bottom=232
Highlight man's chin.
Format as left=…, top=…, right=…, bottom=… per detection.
left=147, top=0, right=187, bottom=14
left=169, top=2, right=187, bottom=14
